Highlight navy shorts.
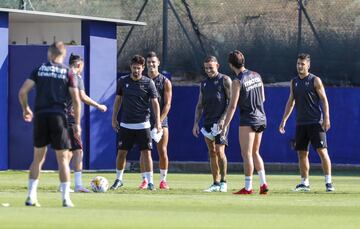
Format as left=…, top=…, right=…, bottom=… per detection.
left=251, top=124, right=266, bottom=133
left=295, top=124, right=327, bottom=151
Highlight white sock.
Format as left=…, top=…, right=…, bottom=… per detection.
left=116, top=169, right=124, bottom=181
left=28, top=179, right=39, bottom=201
left=74, top=171, right=82, bottom=188
left=257, top=170, right=266, bottom=186
left=141, top=172, right=147, bottom=182
left=245, top=176, right=252, bottom=191
left=145, top=171, right=154, bottom=184
left=325, top=175, right=332, bottom=184
left=160, top=169, right=167, bottom=181
left=60, top=182, right=71, bottom=201
left=301, top=177, right=310, bottom=186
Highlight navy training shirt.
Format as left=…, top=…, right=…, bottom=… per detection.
left=29, top=62, right=77, bottom=115
left=116, top=75, right=158, bottom=123
left=237, top=69, right=266, bottom=126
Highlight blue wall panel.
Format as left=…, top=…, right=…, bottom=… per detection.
left=325, top=88, right=360, bottom=164
left=0, top=12, right=8, bottom=170
left=8, top=45, right=84, bottom=170
left=82, top=21, right=117, bottom=169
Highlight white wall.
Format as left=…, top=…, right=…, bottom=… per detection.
left=9, top=22, right=81, bottom=45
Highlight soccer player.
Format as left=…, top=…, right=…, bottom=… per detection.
left=18, top=42, right=81, bottom=207
left=192, top=56, right=231, bottom=192
left=221, top=50, right=269, bottom=195
left=110, top=55, right=162, bottom=191
left=65, top=54, right=107, bottom=193
left=279, top=53, right=334, bottom=192
left=139, top=51, right=172, bottom=190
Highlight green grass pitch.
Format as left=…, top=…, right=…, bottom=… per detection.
left=0, top=171, right=359, bottom=229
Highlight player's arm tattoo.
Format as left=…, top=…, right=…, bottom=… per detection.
left=193, top=86, right=204, bottom=125
left=219, top=76, right=232, bottom=123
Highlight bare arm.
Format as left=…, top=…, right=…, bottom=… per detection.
left=192, top=86, right=204, bottom=137
left=218, top=76, right=232, bottom=126
left=79, top=90, right=107, bottom=112
left=279, top=80, right=295, bottom=134
left=112, top=95, right=122, bottom=132
left=160, top=79, right=172, bottom=122
left=151, top=98, right=162, bottom=132
left=222, top=79, right=241, bottom=130
left=314, top=77, right=330, bottom=131
left=18, top=79, right=35, bottom=122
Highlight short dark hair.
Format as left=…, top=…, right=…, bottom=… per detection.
left=297, top=53, right=311, bottom=62
left=228, top=50, right=245, bottom=68
left=48, top=41, right=66, bottom=57
left=204, top=56, right=218, bottom=63
left=146, top=51, right=159, bottom=60
left=130, top=55, right=145, bottom=66
left=69, top=53, right=83, bottom=67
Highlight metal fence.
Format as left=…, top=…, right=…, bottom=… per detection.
left=1, top=0, right=359, bottom=85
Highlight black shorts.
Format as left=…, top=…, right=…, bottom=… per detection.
left=204, top=124, right=228, bottom=146
left=295, top=124, right=327, bottom=151
left=251, top=124, right=266, bottom=133
left=240, top=124, right=266, bottom=133
left=68, top=124, right=83, bottom=151
left=117, top=127, right=152, bottom=151
left=33, top=113, right=71, bottom=150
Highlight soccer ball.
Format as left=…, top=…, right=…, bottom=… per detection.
left=90, top=176, right=109, bottom=193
